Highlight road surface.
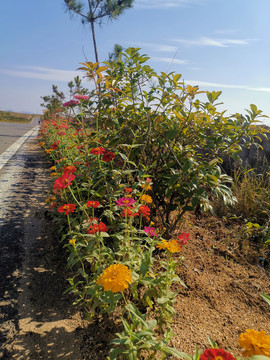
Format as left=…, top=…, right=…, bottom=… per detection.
left=0, top=116, right=40, bottom=156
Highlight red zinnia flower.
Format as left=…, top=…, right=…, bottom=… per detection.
left=57, top=203, right=76, bottom=215
left=90, top=147, right=106, bottom=155
left=87, top=221, right=108, bottom=234
left=53, top=173, right=75, bottom=190
left=120, top=207, right=139, bottom=218
left=50, top=140, right=60, bottom=150
left=138, top=205, right=151, bottom=217
left=102, top=151, right=115, bottom=162
left=63, top=165, right=76, bottom=174
left=86, top=200, right=100, bottom=208
left=200, top=349, right=236, bottom=360
left=177, top=232, right=190, bottom=246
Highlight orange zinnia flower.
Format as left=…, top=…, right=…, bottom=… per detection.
left=96, top=264, right=132, bottom=293
left=156, top=239, right=182, bottom=253
left=239, top=329, right=270, bottom=357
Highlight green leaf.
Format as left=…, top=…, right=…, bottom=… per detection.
left=260, top=293, right=270, bottom=306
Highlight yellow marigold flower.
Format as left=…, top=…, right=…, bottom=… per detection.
left=96, top=264, right=132, bottom=293
left=45, top=149, right=52, bottom=154
left=140, top=194, right=152, bottom=204
left=50, top=172, right=58, bottom=177
left=50, top=166, right=56, bottom=171
left=45, top=196, right=56, bottom=204
left=142, top=183, right=152, bottom=191
left=150, top=221, right=155, bottom=226
left=69, top=239, right=76, bottom=247
left=39, top=141, right=45, bottom=146
left=156, top=239, right=182, bottom=253
left=239, top=329, right=270, bottom=357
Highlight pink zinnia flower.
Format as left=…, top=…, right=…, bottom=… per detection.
left=74, top=94, right=90, bottom=101
left=63, top=99, right=80, bottom=107
left=116, top=197, right=136, bottom=207
left=144, top=226, right=157, bottom=237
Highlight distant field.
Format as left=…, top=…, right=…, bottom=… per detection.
left=0, top=110, right=36, bottom=123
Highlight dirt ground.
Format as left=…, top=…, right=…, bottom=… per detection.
left=0, top=137, right=269, bottom=359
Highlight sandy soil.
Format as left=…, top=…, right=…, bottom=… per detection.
left=0, top=137, right=269, bottom=360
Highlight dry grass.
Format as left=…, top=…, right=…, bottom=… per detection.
left=0, top=110, right=35, bottom=123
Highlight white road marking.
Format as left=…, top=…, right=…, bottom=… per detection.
left=0, top=126, right=39, bottom=170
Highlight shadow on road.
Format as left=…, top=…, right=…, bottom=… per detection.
left=0, top=140, right=82, bottom=359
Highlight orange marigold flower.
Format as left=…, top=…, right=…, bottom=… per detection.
left=69, top=239, right=76, bottom=247
left=96, top=264, right=132, bottom=293
left=200, top=348, right=236, bottom=360
left=156, top=239, right=182, bottom=253
left=140, top=194, right=152, bottom=204
left=238, top=329, right=270, bottom=357
left=125, top=187, right=132, bottom=193
left=142, top=183, right=152, bottom=191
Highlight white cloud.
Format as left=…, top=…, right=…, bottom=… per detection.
left=134, top=0, right=202, bottom=9
left=130, top=42, right=179, bottom=53
left=151, top=57, right=187, bottom=65
left=173, top=36, right=252, bottom=47
left=0, top=66, right=87, bottom=82
left=185, top=79, right=270, bottom=93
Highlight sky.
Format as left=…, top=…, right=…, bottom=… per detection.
left=1, top=0, right=270, bottom=124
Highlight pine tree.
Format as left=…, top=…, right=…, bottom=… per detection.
left=64, top=0, right=134, bottom=63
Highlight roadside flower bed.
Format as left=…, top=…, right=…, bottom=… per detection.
left=39, top=48, right=269, bottom=359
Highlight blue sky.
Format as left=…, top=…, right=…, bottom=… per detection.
left=1, top=0, right=270, bottom=124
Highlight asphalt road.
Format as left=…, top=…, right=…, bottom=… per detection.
left=0, top=116, right=40, bottom=155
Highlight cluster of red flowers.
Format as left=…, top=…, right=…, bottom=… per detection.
left=120, top=207, right=139, bottom=218
left=87, top=221, right=108, bottom=234
left=50, top=140, right=60, bottom=150
left=57, top=203, right=76, bottom=215
left=90, top=147, right=115, bottom=162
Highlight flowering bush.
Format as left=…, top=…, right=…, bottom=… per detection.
left=39, top=48, right=268, bottom=359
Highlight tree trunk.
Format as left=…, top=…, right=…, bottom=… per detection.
left=90, top=20, right=99, bottom=63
